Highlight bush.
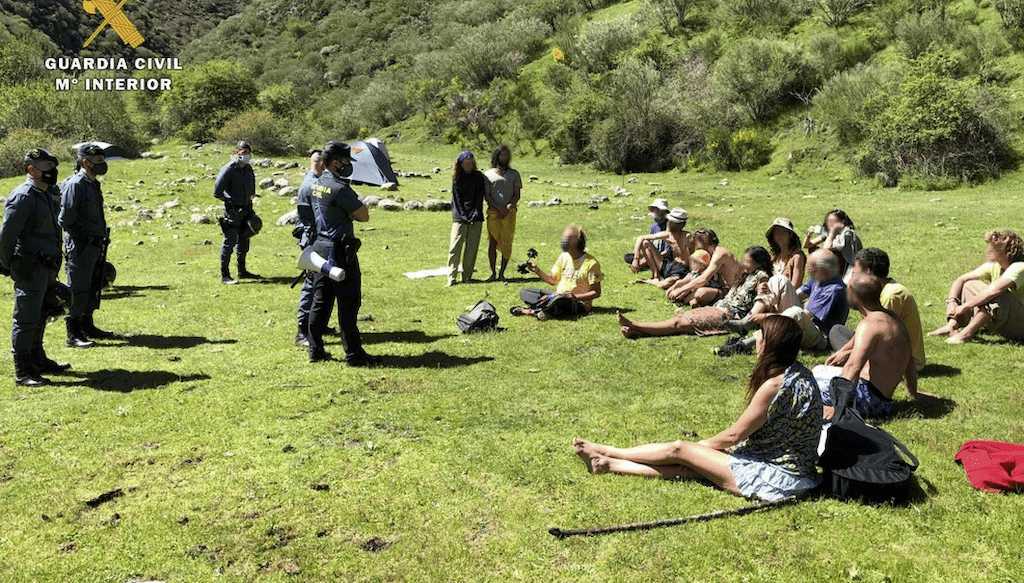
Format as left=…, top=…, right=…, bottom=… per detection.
left=650, top=0, right=705, bottom=32
left=0, top=128, right=62, bottom=178
left=572, top=17, right=642, bottom=73
left=895, top=10, right=952, bottom=59
left=257, top=83, right=300, bottom=119
left=716, top=0, right=810, bottom=33
left=712, top=38, right=807, bottom=123
left=814, top=63, right=892, bottom=145
left=216, top=110, right=290, bottom=155
left=816, top=0, right=872, bottom=27
left=445, top=16, right=551, bottom=87
left=159, top=60, right=257, bottom=141
left=704, top=127, right=773, bottom=171
left=549, top=79, right=607, bottom=164
left=995, top=0, right=1024, bottom=30
left=861, top=53, right=1014, bottom=183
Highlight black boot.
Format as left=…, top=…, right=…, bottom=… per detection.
left=65, top=318, right=94, bottom=349
left=295, top=327, right=310, bottom=347
left=33, top=345, right=71, bottom=374
left=14, top=353, right=49, bottom=387
left=237, top=255, right=260, bottom=279
left=221, top=259, right=237, bottom=285
left=82, top=313, right=115, bottom=339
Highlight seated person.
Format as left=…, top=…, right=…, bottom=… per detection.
left=619, top=246, right=772, bottom=339
left=929, top=229, right=1024, bottom=345
left=625, top=199, right=670, bottom=271
left=767, top=217, right=806, bottom=289
left=512, top=225, right=602, bottom=320
left=819, top=208, right=862, bottom=283
left=655, top=249, right=711, bottom=290
left=666, top=228, right=737, bottom=307
left=638, top=208, right=693, bottom=287
left=574, top=316, right=822, bottom=502
left=813, top=275, right=928, bottom=420
left=828, top=248, right=926, bottom=371
left=719, top=249, right=847, bottom=356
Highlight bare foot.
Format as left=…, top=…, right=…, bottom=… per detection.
left=590, top=455, right=611, bottom=475
left=929, top=322, right=956, bottom=337
left=946, top=334, right=969, bottom=345
left=823, top=405, right=835, bottom=421
left=573, top=437, right=601, bottom=473
left=617, top=312, right=632, bottom=327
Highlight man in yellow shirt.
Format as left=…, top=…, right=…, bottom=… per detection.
left=511, top=225, right=603, bottom=320
left=828, top=248, right=926, bottom=371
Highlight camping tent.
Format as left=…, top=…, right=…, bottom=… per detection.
left=349, top=139, right=399, bottom=187
left=71, top=141, right=125, bottom=160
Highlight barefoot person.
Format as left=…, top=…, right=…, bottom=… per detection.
left=575, top=316, right=822, bottom=502
left=620, top=246, right=773, bottom=339
left=666, top=228, right=739, bottom=306
left=828, top=248, right=925, bottom=370
left=511, top=225, right=602, bottom=320
left=767, top=218, right=806, bottom=289
left=637, top=208, right=692, bottom=287
left=626, top=199, right=670, bottom=271
left=814, top=275, right=926, bottom=420
left=929, top=230, right=1024, bottom=345
left=484, top=145, right=522, bottom=281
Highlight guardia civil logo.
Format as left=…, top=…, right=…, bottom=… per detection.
left=82, top=0, right=145, bottom=49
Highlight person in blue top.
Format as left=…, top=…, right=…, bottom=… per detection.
left=0, top=149, right=69, bottom=386
left=214, top=141, right=259, bottom=284
left=295, top=149, right=324, bottom=347
left=59, top=143, right=115, bottom=348
left=306, top=142, right=377, bottom=366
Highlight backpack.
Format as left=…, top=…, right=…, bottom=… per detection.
left=457, top=300, right=499, bottom=334
left=817, top=377, right=920, bottom=504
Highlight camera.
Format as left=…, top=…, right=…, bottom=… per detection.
left=517, top=248, right=539, bottom=275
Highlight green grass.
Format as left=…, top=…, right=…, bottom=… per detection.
left=0, top=141, right=1022, bottom=582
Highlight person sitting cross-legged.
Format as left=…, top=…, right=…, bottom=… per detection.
left=813, top=274, right=933, bottom=420
left=625, top=198, right=671, bottom=272
left=637, top=208, right=693, bottom=288
left=828, top=248, right=925, bottom=371
left=929, top=229, right=1024, bottom=345
left=511, top=225, right=602, bottom=320
left=619, top=246, right=773, bottom=339
left=665, top=228, right=738, bottom=307
left=574, top=315, right=822, bottom=502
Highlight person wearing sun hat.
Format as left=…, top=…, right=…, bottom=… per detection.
left=638, top=208, right=695, bottom=288
left=766, top=217, right=806, bottom=289
left=626, top=198, right=671, bottom=271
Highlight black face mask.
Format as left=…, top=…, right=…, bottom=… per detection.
left=89, top=161, right=108, bottom=176
left=40, top=169, right=59, bottom=185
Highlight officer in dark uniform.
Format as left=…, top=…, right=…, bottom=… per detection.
left=307, top=142, right=376, bottom=366
left=0, top=149, right=69, bottom=386
left=214, top=141, right=260, bottom=284
left=295, top=149, right=324, bottom=347
left=59, top=143, right=115, bottom=348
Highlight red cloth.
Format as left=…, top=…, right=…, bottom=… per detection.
left=955, top=440, right=1024, bottom=493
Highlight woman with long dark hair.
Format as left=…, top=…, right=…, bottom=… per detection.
left=447, top=151, right=490, bottom=286
left=575, top=315, right=822, bottom=502
left=484, top=145, right=522, bottom=281
left=818, top=208, right=862, bottom=281
left=767, top=217, right=806, bottom=289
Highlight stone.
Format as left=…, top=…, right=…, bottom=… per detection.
left=361, top=195, right=381, bottom=208
left=432, top=167, right=442, bottom=174
left=719, top=179, right=729, bottom=187
left=380, top=182, right=398, bottom=191
left=274, top=178, right=290, bottom=188
left=320, top=45, right=340, bottom=57
left=276, top=210, right=299, bottom=226
left=528, top=175, right=539, bottom=182
left=546, top=198, right=562, bottom=207
left=256, top=159, right=273, bottom=168
left=424, top=199, right=451, bottom=212
left=141, top=151, right=164, bottom=160
left=190, top=214, right=212, bottom=225
left=259, top=178, right=275, bottom=189
left=627, top=177, right=638, bottom=184
left=191, top=143, right=204, bottom=150
left=404, top=200, right=424, bottom=211
left=278, top=186, right=296, bottom=198
left=378, top=199, right=403, bottom=211
left=161, top=199, right=181, bottom=210
left=527, top=201, right=544, bottom=208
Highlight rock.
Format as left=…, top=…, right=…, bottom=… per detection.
left=320, top=45, right=340, bottom=58
left=276, top=210, right=299, bottom=226
left=590, top=195, right=609, bottom=203
left=627, top=177, right=638, bottom=184
left=528, top=175, right=539, bottom=182
left=404, top=200, right=424, bottom=211
left=141, top=151, right=164, bottom=160
left=546, top=198, right=562, bottom=207
left=256, top=159, right=273, bottom=168
left=259, top=178, right=275, bottom=190
left=432, top=167, right=442, bottom=174
left=424, top=199, right=451, bottom=212
left=191, top=143, right=204, bottom=150
left=160, top=199, right=181, bottom=210
left=283, top=162, right=299, bottom=170
left=361, top=195, right=381, bottom=207
left=274, top=178, right=290, bottom=188
left=719, top=179, right=729, bottom=187
left=137, top=209, right=155, bottom=220
left=527, top=201, right=544, bottom=208
left=190, top=214, right=212, bottom=225
left=612, top=186, right=630, bottom=197
left=378, top=199, right=403, bottom=211
left=379, top=182, right=398, bottom=191
left=278, top=186, right=296, bottom=198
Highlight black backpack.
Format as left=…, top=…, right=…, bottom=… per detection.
left=817, top=378, right=920, bottom=504
left=457, top=300, right=499, bottom=334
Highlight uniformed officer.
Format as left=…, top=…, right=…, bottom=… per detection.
left=295, top=149, right=324, bottom=347
left=307, top=142, right=376, bottom=366
left=214, top=141, right=260, bottom=284
left=59, top=143, right=116, bottom=348
left=0, top=149, right=69, bottom=386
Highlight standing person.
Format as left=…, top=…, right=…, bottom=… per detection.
left=306, top=142, right=376, bottom=366
left=574, top=316, right=822, bottom=502
left=214, top=141, right=260, bottom=284
left=820, top=209, right=862, bottom=281
left=447, top=151, right=489, bottom=287
left=766, top=218, right=806, bottom=289
left=59, top=143, right=115, bottom=348
left=484, top=145, right=522, bottom=281
left=0, top=149, right=68, bottom=385
left=294, top=149, right=324, bottom=347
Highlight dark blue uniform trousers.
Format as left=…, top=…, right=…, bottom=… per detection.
left=11, top=258, right=53, bottom=356
left=307, top=240, right=364, bottom=361
left=64, top=238, right=101, bottom=319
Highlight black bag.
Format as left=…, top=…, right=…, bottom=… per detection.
left=457, top=300, right=499, bottom=334
left=818, top=378, right=920, bottom=504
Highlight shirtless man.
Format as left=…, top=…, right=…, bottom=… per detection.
left=666, top=228, right=740, bottom=306
left=816, top=275, right=930, bottom=420
left=638, top=208, right=693, bottom=288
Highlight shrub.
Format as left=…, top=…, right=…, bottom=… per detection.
left=816, top=0, right=873, bottom=27
left=549, top=80, right=607, bottom=164
left=445, top=16, right=551, bottom=87
left=216, top=110, right=290, bottom=155
left=0, top=41, right=46, bottom=86
left=0, top=128, right=63, bottom=179
left=994, top=0, right=1024, bottom=30
left=862, top=53, right=1014, bottom=183
left=650, top=0, right=705, bottom=32
left=258, top=83, right=300, bottom=119
left=712, top=38, right=807, bottom=123
left=716, top=0, right=810, bottom=33
left=572, top=17, right=642, bottom=73
left=895, top=10, right=952, bottom=59
left=703, top=127, right=772, bottom=171
left=814, top=63, right=892, bottom=145
left=159, top=60, right=257, bottom=141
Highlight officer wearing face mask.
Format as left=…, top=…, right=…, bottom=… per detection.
left=214, top=141, right=259, bottom=284
left=59, top=143, right=115, bottom=349
left=306, top=141, right=377, bottom=366
left=0, top=149, right=69, bottom=386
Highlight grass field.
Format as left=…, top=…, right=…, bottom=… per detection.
left=0, top=142, right=1022, bottom=582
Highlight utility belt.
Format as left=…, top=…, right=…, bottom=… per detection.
left=72, top=234, right=108, bottom=247
left=15, top=251, right=61, bottom=271
left=315, top=235, right=361, bottom=265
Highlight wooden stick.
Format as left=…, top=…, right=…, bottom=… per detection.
left=548, top=496, right=801, bottom=539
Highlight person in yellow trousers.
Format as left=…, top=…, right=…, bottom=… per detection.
left=484, top=145, right=522, bottom=281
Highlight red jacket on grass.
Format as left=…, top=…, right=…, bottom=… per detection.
left=955, top=440, right=1024, bottom=493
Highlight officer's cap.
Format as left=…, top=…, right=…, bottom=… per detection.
left=24, top=148, right=59, bottom=171
left=323, top=141, right=356, bottom=164
left=236, top=141, right=252, bottom=152
left=76, top=143, right=105, bottom=163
